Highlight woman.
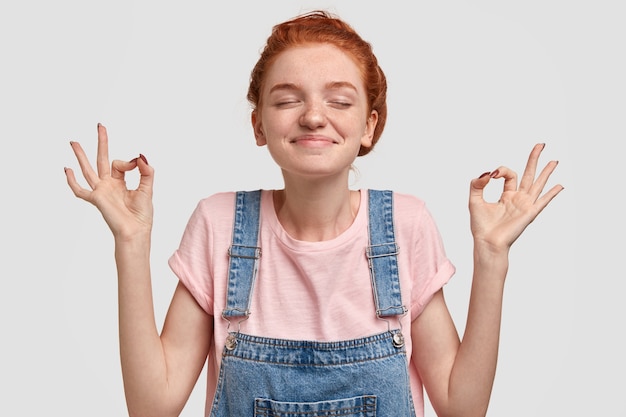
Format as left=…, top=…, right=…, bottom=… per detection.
left=65, top=10, right=563, bottom=417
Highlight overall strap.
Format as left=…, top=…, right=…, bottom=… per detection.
left=366, top=190, right=407, bottom=318
left=222, top=190, right=262, bottom=320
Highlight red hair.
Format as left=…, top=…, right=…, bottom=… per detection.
left=247, top=10, right=387, bottom=156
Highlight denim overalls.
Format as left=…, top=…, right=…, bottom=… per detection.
left=210, top=190, right=416, bottom=417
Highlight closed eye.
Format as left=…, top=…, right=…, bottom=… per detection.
left=274, top=100, right=300, bottom=108
left=329, top=101, right=352, bottom=108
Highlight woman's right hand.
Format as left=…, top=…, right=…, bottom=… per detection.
left=65, top=123, right=154, bottom=240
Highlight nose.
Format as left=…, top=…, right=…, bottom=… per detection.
left=299, top=101, right=327, bottom=129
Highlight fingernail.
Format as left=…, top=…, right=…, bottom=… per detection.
left=490, top=169, right=500, bottom=178
left=479, top=172, right=491, bottom=179
left=97, top=122, right=102, bottom=129
left=139, top=154, right=149, bottom=165
left=69, top=140, right=75, bottom=145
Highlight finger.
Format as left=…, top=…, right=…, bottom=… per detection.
left=529, top=160, right=560, bottom=198
left=490, top=166, right=518, bottom=193
left=69, top=140, right=99, bottom=189
left=136, top=154, right=155, bottom=193
left=535, top=184, right=565, bottom=213
left=111, top=158, right=139, bottom=181
left=96, top=123, right=111, bottom=178
left=518, top=143, right=545, bottom=191
left=64, top=167, right=92, bottom=201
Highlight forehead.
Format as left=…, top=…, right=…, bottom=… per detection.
left=264, top=44, right=364, bottom=90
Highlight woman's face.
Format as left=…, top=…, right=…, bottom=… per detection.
left=252, top=43, right=378, bottom=181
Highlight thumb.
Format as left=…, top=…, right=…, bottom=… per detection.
left=136, top=154, right=154, bottom=191
left=469, top=171, right=491, bottom=204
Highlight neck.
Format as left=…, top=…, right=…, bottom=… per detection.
left=274, top=176, right=360, bottom=242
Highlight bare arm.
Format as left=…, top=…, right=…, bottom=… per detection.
left=65, top=124, right=212, bottom=417
left=412, top=143, right=564, bottom=417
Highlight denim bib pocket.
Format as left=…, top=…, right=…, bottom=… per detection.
left=254, top=395, right=376, bottom=417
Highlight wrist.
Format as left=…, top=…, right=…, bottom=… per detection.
left=473, top=241, right=510, bottom=284
left=114, top=228, right=152, bottom=250
left=473, top=236, right=510, bottom=258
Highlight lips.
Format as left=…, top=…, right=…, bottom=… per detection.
left=291, top=135, right=337, bottom=145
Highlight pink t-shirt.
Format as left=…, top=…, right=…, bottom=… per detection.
left=168, top=189, right=455, bottom=415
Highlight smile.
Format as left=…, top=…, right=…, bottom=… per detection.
left=291, top=136, right=337, bottom=146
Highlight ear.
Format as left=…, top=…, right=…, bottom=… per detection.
left=360, top=110, right=378, bottom=148
left=251, top=111, right=267, bottom=146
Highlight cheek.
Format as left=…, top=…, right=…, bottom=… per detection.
left=339, top=113, right=369, bottom=137
left=262, top=111, right=293, bottom=135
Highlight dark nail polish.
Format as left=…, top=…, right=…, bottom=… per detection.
left=139, top=154, right=148, bottom=165
left=490, top=169, right=500, bottom=178
left=479, top=172, right=491, bottom=179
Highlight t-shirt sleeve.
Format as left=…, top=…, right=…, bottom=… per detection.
left=395, top=194, right=456, bottom=320
left=168, top=194, right=234, bottom=315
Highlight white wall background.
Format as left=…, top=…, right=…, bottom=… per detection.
left=0, top=0, right=622, bottom=416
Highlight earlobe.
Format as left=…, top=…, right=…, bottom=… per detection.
left=251, top=111, right=267, bottom=146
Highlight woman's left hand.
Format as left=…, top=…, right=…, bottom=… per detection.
left=468, top=143, right=564, bottom=252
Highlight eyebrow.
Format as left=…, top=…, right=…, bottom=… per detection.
left=268, top=81, right=358, bottom=94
